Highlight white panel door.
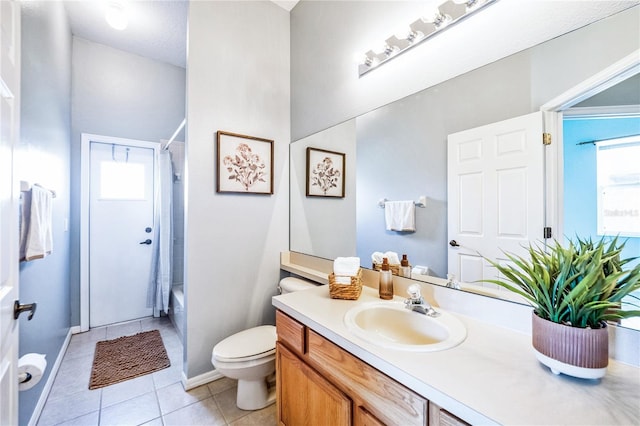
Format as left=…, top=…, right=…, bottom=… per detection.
left=89, top=141, right=155, bottom=327
left=447, top=111, right=545, bottom=290
left=0, top=1, right=20, bottom=424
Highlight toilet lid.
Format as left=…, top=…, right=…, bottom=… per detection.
left=213, top=325, right=276, bottom=362
left=279, top=277, right=317, bottom=293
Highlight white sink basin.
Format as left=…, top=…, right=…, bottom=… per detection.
left=344, top=302, right=467, bottom=352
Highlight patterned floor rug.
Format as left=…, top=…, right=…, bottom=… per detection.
left=89, top=329, right=170, bottom=389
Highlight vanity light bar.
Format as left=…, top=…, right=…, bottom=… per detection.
left=358, top=0, right=498, bottom=77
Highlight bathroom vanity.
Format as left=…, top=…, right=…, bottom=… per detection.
left=276, top=309, right=465, bottom=425
left=272, top=277, right=640, bottom=425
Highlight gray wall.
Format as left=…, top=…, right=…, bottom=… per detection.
left=70, top=38, right=186, bottom=325
left=186, top=0, right=290, bottom=378
left=291, top=2, right=640, bottom=140
left=355, top=52, right=530, bottom=276
left=19, top=2, right=72, bottom=424
left=575, top=74, right=640, bottom=107
left=290, top=120, right=357, bottom=259
left=290, top=3, right=640, bottom=273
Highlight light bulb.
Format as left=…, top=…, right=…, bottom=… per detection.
left=393, top=26, right=411, bottom=40
left=105, top=2, right=128, bottom=31
left=421, top=7, right=442, bottom=23
left=372, top=43, right=388, bottom=55
left=407, top=30, right=424, bottom=43
left=452, top=0, right=487, bottom=11
left=353, top=52, right=372, bottom=66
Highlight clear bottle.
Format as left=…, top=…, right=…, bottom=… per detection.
left=400, top=254, right=411, bottom=278
left=379, top=257, right=394, bottom=300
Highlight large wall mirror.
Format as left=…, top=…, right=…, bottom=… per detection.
left=290, top=14, right=640, bottom=330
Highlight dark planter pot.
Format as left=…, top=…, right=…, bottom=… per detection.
left=531, top=312, right=609, bottom=379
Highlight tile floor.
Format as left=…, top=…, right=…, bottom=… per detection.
left=37, top=317, right=276, bottom=426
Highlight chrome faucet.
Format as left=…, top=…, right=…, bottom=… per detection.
left=446, top=273, right=461, bottom=290
left=404, top=284, right=439, bottom=317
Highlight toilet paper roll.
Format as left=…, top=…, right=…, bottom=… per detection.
left=18, top=353, right=47, bottom=391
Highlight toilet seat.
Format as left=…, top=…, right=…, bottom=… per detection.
left=279, top=277, right=317, bottom=293
left=213, top=325, right=276, bottom=363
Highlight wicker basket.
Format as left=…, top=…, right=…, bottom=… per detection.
left=328, top=268, right=363, bottom=300
left=372, top=262, right=401, bottom=276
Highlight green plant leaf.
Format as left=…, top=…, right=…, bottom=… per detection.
left=482, top=236, right=640, bottom=328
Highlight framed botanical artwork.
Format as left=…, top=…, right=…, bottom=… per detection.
left=216, top=131, right=274, bottom=194
left=306, top=147, right=345, bottom=198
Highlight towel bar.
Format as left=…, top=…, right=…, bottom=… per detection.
left=20, top=181, right=56, bottom=198
left=378, top=196, right=426, bottom=208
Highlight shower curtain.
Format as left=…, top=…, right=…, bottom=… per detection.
left=148, top=149, right=173, bottom=315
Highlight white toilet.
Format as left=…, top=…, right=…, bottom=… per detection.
left=211, top=276, right=317, bottom=410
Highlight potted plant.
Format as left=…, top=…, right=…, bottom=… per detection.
left=485, top=236, right=640, bottom=379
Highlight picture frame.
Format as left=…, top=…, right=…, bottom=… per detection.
left=306, top=147, right=345, bottom=198
left=216, top=131, right=274, bottom=194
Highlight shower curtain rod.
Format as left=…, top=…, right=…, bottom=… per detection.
left=577, top=133, right=640, bottom=145
left=163, top=118, right=186, bottom=150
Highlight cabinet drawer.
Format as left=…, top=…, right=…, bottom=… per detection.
left=429, top=403, right=470, bottom=426
left=307, top=330, right=427, bottom=426
left=276, top=310, right=305, bottom=355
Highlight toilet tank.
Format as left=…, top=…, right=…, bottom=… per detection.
left=279, top=277, right=317, bottom=294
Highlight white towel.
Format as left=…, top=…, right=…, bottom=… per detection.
left=371, top=251, right=384, bottom=264
left=19, top=189, right=32, bottom=261
left=384, top=200, right=415, bottom=232
left=24, top=185, right=53, bottom=261
left=334, top=257, right=360, bottom=284
left=383, top=251, right=400, bottom=265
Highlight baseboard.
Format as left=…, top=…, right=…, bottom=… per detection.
left=28, top=327, right=74, bottom=426
left=70, top=325, right=82, bottom=335
left=182, top=369, right=223, bottom=391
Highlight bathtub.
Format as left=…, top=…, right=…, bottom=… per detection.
left=169, top=284, right=185, bottom=342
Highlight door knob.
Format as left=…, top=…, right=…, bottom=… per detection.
left=449, top=240, right=460, bottom=247
left=14, top=301, right=37, bottom=320
left=139, top=239, right=152, bottom=245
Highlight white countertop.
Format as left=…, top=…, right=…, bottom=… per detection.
left=272, top=285, right=640, bottom=425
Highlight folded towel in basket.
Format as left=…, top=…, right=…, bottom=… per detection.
left=333, top=257, right=360, bottom=284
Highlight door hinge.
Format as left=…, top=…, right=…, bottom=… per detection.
left=543, top=227, right=552, bottom=239
left=543, top=133, right=552, bottom=145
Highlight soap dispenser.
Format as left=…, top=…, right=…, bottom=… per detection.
left=379, top=257, right=393, bottom=300
left=400, top=254, right=411, bottom=278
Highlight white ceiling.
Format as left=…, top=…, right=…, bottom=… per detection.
left=64, top=0, right=189, bottom=68
left=63, top=1, right=638, bottom=71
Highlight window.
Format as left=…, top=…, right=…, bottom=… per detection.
left=596, top=135, right=640, bottom=237
left=99, top=161, right=146, bottom=200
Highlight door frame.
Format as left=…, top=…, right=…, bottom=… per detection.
left=80, top=133, right=160, bottom=332
left=540, top=49, right=640, bottom=244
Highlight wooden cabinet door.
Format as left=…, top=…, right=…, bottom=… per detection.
left=277, top=342, right=352, bottom=426
left=355, top=406, right=385, bottom=426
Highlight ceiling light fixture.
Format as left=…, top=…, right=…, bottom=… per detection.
left=357, top=0, right=497, bottom=77
left=105, top=1, right=128, bottom=31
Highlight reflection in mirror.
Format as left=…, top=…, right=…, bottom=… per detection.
left=290, top=120, right=357, bottom=260
left=355, top=54, right=531, bottom=278
left=356, top=95, right=447, bottom=277
left=289, top=13, right=640, bottom=330
left=563, top=110, right=640, bottom=330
